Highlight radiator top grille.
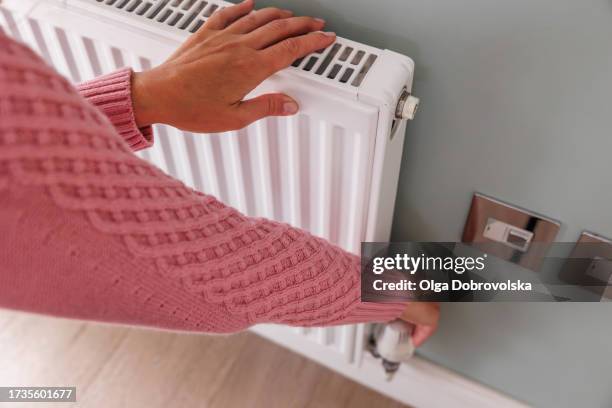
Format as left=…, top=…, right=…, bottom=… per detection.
left=92, top=0, right=378, bottom=87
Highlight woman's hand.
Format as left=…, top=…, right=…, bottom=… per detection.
left=131, top=0, right=335, bottom=133
left=400, top=302, right=440, bottom=347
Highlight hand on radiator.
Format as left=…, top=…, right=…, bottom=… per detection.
left=130, top=0, right=336, bottom=133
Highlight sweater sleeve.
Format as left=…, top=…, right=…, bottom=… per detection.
left=76, top=67, right=154, bottom=152
left=0, top=34, right=406, bottom=333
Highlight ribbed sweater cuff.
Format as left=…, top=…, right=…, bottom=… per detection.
left=342, top=301, right=406, bottom=324
left=77, top=68, right=153, bottom=151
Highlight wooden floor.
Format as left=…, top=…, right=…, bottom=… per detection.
left=0, top=310, right=409, bottom=408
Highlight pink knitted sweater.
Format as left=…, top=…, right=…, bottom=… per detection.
left=0, top=33, right=405, bottom=333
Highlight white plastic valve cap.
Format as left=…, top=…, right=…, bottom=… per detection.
left=401, top=95, right=420, bottom=120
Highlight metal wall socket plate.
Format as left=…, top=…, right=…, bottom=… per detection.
left=559, top=232, right=612, bottom=299
left=462, top=193, right=561, bottom=272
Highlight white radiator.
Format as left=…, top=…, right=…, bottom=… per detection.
left=0, top=0, right=434, bottom=404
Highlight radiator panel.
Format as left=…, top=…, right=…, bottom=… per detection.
left=1, top=1, right=413, bottom=385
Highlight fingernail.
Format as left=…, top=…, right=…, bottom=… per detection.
left=314, top=17, right=325, bottom=24
left=322, top=31, right=336, bottom=37
left=283, top=100, right=299, bottom=115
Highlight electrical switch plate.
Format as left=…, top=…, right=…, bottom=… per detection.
left=559, top=232, right=612, bottom=299
left=462, top=193, right=560, bottom=272
left=483, top=218, right=534, bottom=252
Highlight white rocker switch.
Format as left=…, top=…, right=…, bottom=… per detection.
left=483, top=218, right=534, bottom=253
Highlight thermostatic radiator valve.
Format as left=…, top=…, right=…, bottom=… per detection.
left=368, top=320, right=416, bottom=380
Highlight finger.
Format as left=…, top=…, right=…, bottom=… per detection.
left=259, top=31, right=336, bottom=75
left=412, top=325, right=437, bottom=348
left=204, top=0, right=254, bottom=30
left=236, top=93, right=299, bottom=126
left=244, top=16, right=326, bottom=50
left=227, top=7, right=293, bottom=34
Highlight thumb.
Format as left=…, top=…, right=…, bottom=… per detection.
left=237, top=93, right=299, bottom=125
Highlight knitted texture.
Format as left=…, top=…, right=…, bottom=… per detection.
left=76, top=68, right=153, bottom=151
left=0, top=33, right=406, bottom=333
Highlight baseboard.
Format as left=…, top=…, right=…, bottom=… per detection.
left=251, top=325, right=528, bottom=408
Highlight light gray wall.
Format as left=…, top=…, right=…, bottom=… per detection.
left=257, top=0, right=612, bottom=406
